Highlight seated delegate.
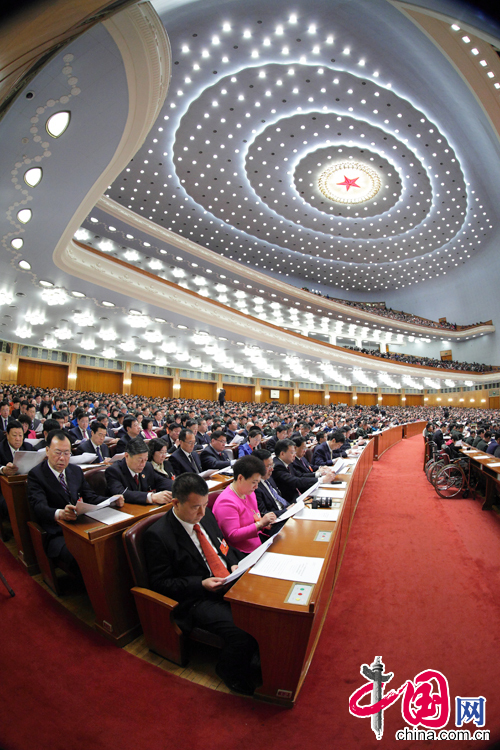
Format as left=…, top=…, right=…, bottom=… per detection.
left=212, top=455, right=276, bottom=554
left=105, top=437, right=172, bottom=503
left=27, top=429, right=124, bottom=575
left=144, top=472, right=258, bottom=695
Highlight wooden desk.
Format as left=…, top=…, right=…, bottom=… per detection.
left=405, top=421, right=426, bottom=439
left=58, top=502, right=167, bottom=646
left=0, top=473, right=38, bottom=574
left=460, top=447, right=500, bottom=510
left=225, top=438, right=374, bottom=706
left=373, top=421, right=425, bottom=461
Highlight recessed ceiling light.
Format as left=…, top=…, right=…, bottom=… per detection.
left=46, top=111, right=70, bottom=138
left=19, top=260, right=31, bottom=270
left=177, top=324, right=187, bottom=329
left=17, top=209, right=32, bottom=223
left=39, top=280, right=53, bottom=287
left=102, top=301, right=115, bottom=307
left=24, top=167, right=42, bottom=187
left=71, top=291, right=85, bottom=298
left=11, top=238, right=24, bottom=249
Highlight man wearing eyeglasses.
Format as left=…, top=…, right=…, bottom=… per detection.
left=27, top=429, right=124, bottom=575
left=200, top=430, right=232, bottom=471
left=169, top=429, right=203, bottom=475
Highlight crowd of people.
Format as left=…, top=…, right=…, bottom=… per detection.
left=2, top=382, right=500, bottom=695
left=343, top=345, right=496, bottom=373
left=301, top=289, right=490, bottom=332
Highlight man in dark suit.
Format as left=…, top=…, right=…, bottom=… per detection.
left=272, top=439, right=323, bottom=504
left=69, top=412, right=91, bottom=443
left=195, top=418, right=211, bottom=447
left=115, top=415, right=142, bottom=454
left=158, top=422, right=181, bottom=452
left=313, top=430, right=350, bottom=467
left=169, top=429, right=202, bottom=475
left=0, top=420, right=35, bottom=521
left=25, top=404, right=42, bottom=433
left=27, top=430, right=124, bottom=573
left=33, top=418, right=61, bottom=451
left=292, top=437, right=320, bottom=475
left=0, top=400, right=12, bottom=436
left=105, top=437, right=172, bottom=503
left=76, top=421, right=111, bottom=463
left=200, top=431, right=231, bottom=471
left=264, top=425, right=287, bottom=453
left=252, top=448, right=290, bottom=517
left=144, top=472, right=257, bottom=695
left=218, top=387, right=226, bottom=406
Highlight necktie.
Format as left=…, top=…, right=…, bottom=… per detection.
left=188, top=454, right=199, bottom=473
left=96, top=446, right=103, bottom=462
left=58, top=472, right=70, bottom=496
left=264, top=480, right=288, bottom=509
left=134, top=473, right=140, bottom=487
left=193, top=524, right=228, bottom=578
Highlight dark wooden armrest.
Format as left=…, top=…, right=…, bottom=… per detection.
left=130, top=587, right=187, bottom=665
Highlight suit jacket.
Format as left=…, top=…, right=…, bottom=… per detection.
left=200, top=444, right=231, bottom=471
left=255, top=477, right=289, bottom=517
left=105, top=458, right=172, bottom=504
left=196, top=432, right=211, bottom=447
left=27, top=461, right=107, bottom=556
left=272, top=457, right=318, bottom=504
left=169, top=448, right=202, bottom=476
left=0, top=438, right=34, bottom=467
left=144, top=507, right=240, bottom=630
left=314, top=442, right=347, bottom=467
left=115, top=430, right=133, bottom=454
left=75, top=439, right=110, bottom=461
left=69, top=425, right=91, bottom=442
left=292, top=455, right=316, bottom=476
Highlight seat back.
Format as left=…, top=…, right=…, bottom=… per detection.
left=208, top=489, right=222, bottom=509
left=123, top=507, right=171, bottom=588
left=83, top=466, right=108, bottom=495
left=305, top=448, right=314, bottom=465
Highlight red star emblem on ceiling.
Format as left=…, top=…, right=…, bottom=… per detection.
left=337, top=175, right=361, bottom=191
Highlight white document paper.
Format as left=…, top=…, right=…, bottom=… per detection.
left=110, top=452, right=126, bottom=463
left=249, top=552, right=324, bottom=584
left=296, top=478, right=321, bottom=504
left=294, top=507, right=340, bottom=522
left=200, top=469, right=218, bottom=479
left=332, top=458, right=347, bottom=474
left=24, top=438, right=41, bottom=446
left=103, top=436, right=115, bottom=443
left=206, top=479, right=222, bottom=489
left=270, top=498, right=305, bottom=524
left=85, top=507, right=134, bottom=525
left=487, top=462, right=500, bottom=468
left=75, top=494, right=123, bottom=516
left=217, top=466, right=234, bottom=475
left=228, top=435, right=245, bottom=446
left=13, top=450, right=45, bottom=474
left=316, top=488, right=345, bottom=499
left=69, top=453, right=97, bottom=465
left=223, top=535, right=277, bottom=585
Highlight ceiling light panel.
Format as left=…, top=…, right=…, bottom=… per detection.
left=104, top=0, right=494, bottom=293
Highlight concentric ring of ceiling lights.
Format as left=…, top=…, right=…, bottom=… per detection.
left=108, top=2, right=494, bottom=291
left=317, top=161, right=381, bottom=204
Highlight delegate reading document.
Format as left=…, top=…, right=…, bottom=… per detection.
left=223, top=535, right=277, bottom=585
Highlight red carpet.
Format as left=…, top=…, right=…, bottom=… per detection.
left=1, top=435, right=500, bottom=750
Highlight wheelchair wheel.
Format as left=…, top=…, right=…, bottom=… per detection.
left=434, top=464, right=466, bottom=498
left=428, top=460, right=445, bottom=485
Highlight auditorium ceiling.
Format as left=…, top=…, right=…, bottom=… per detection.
left=0, top=0, right=499, bottom=390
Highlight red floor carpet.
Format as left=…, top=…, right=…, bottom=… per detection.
left=1, top=435, right=500, bottom=750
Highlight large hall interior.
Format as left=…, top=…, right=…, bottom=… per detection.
left=2, top=0, right=500, bottom=748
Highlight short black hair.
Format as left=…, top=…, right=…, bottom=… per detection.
left=47, top=429, right=70, bottom=446
left=328, top=430, right=345, bottom=444
left=211, top=430, right=226, bottom=442
left=179, top=429, right=194, bottom=442
left=124, top=415, right=138, bottom=431
left=90, top=421, right=106, bottom=435
left=252, top=448, right=271, bottom=461
left=147, top=438, right=168, bottom=461
left=172, top=472, right=209, bottom=502
left=274, top=438, right=295, bottom=457
left=6, top=419, right=22, bottom=433
left=43, top=419, right=60, bottom=435
left=232, top=454, right=266, bottom=480
left=293, top=436, right=307, bottom=448
left=126, top=437, right=149, bottom=456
